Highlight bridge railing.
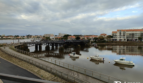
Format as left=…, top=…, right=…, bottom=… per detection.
left=20, top=40, right=89, bottom=44
left=0, top=47, right=89, bottom=83
left=10, top=47, right=127, bottom=83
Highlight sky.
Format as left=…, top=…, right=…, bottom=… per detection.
left=0, top=0, right=143, bottom=36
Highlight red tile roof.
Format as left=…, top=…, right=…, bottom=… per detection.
left=100, top=33, right=107, bottom=36
left=117, top=29, right=143, bottom=32
left=112, top=31, right=117, bottom=33
left=83, top=35, right=98, bottom=38
left=68, top=36, right=75, bottom=38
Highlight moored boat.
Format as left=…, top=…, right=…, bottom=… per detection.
left=69, top=52, right=80, bottom=58
left=114, top=58, right=135, bottom=66
left=90, top=55, right=104, bottom=61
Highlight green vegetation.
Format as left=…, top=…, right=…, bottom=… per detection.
left=76, top=36, right=80, bottom=40
left=63, top=34, right=71, bottom=40
left=46, top=37, right=51, bottom=40
left=20, top=44, right=30, bottom=52
left=0, top=44, right=6, bottom=47
left=73, top=35, right=82, bottom=37
left=106, top=35, right=113, bottom=41
left=138, top=37, right=142, bottom=41
left=94, top=37, right=98, bottom=42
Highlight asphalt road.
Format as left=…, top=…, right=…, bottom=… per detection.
left=0, top=57, right=40, bottom=83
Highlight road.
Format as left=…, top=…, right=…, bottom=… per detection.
left=0, top=57, right=40, bottom=83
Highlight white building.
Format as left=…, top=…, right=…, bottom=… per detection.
left=43, top=34, right=55, bottom=40
left=112, top=29, right=143, bottom=41
left=58, top=33, right=67, bottom=37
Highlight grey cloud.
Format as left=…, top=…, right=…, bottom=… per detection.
left=0, top=0, right=143, bottom=35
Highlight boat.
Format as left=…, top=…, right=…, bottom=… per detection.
left=90, top=55, right=104, bottom=61
left=114, top=58, right=135, bottom=66
left=69, top=52, right=80, bottom=58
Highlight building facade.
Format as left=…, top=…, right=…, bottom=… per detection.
left=68, top=36, right=76, bottom=40
left=43, top=34, right=55, bottom=40
left=112, top=29, right=143, bottom=41
left=58, top=33, right=67, bottom=37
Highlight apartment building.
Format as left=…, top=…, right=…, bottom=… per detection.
left=112, top=29, right=143, bottom=41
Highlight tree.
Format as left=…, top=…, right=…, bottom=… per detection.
left=63, top=34, right=71, bottom=40
left=46, top=37, right=51, bottom=40
left=73, top=35, right=82, bottom=37
left=76, top=36, right=80, bottom=40
left=106, top=35, right=113, bottom=41
left=94, top=37, right=98, bottom=42
left=26, top=34, right=32, bottom=38
left=138, top=37, right=142, bottom=41
left=98, top=36, right=104, bottom=41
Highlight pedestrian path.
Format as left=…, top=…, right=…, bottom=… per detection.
left=1, top=47, right=104, bottom=83
left=0, top=79, right=3, bottom=83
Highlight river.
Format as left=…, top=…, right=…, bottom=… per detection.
left=29, top=45, right=143, bottom=82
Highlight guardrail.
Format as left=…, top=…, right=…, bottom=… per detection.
left=10, top=47, right=126, bottom=83
left=0, top=73, right=58, bottom=83
left=0, top=47, right=89, bottom=83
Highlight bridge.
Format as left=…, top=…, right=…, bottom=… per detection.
left=22, top=40, right=89, bottom=45
left=17, top=40, right=89, bottom=52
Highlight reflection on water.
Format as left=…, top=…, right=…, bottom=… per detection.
left=0, top=39, right=33, bottom=44
left=27, top=45, right=143, bottom=82
left=90, top=59, right=104, bottom=65
left=70, top=57, right=79, bottom=61
left=98, top=45, right=143, bottom=56
left=114, top=63, right=134, bottom=70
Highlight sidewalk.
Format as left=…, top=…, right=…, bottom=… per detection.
left=1, top=47, right=104, bottom=83
left=0, top=79, right=3, bottom=83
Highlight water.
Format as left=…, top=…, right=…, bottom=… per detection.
left=25, top=45, right=143, bottom=82
left=0, top=39, right=34, bottom=44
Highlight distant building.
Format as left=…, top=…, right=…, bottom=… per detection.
left=99, top=33, right=107, bottom=37
left=58, top=33, right=67, bottom=37
left=44, top=34, right=55, bottom=40
left=68, top=36, right=76, bottom=40
left=2, top=34, right=5, bottom=36
left=81, top=35, right=98, bottom=40
left=44, top=34, right=54, bottom=37
left=55, top=37, right=62, bottom=40
left=112, top=29, right=143, bottom=41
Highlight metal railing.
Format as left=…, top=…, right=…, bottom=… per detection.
left=0, top=73, right=58, bottom=83
left=10, top=47, right=127, bottom=83
left=0, top=47, right=89, bottom=83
